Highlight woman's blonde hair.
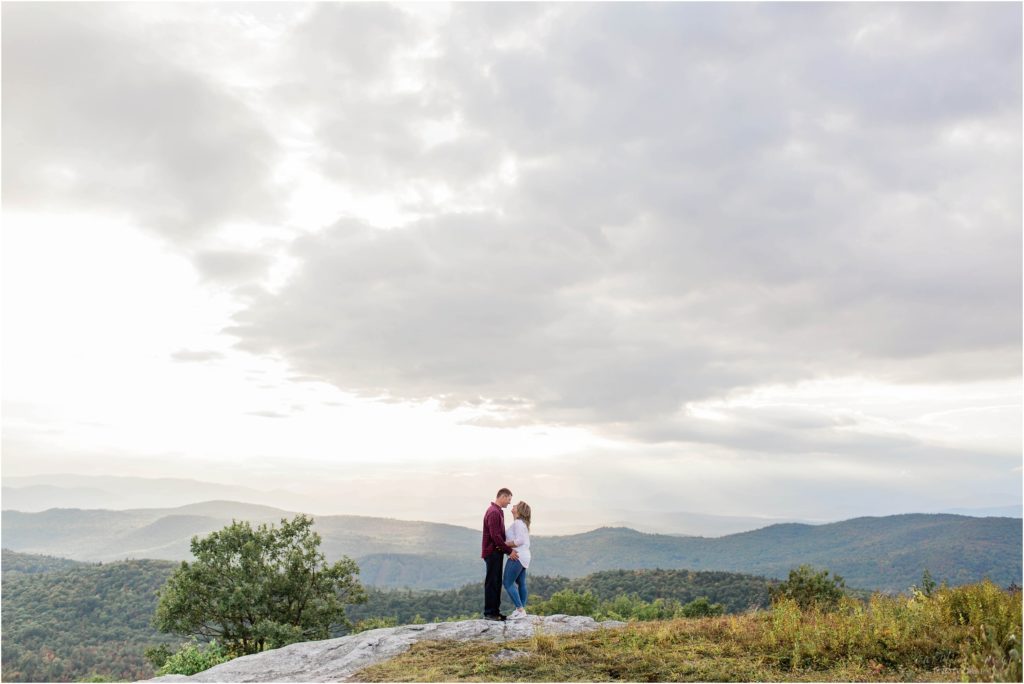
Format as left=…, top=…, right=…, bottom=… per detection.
left=513, top=501, right=531, bottom=530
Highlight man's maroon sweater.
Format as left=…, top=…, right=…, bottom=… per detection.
left=481, top=502, right=512, bottom=558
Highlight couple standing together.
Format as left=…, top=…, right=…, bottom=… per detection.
left=481, top=488, right=532, bottom=621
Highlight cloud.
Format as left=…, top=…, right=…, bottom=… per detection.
left=5, top=3, right=1019, bottom=458
left=171, top=349, right=225, bottom=363
left=221, top=5, right=1019, bottom=444
left=1, top=3, right=281, bottom=242
left=246, top=411, right=291, bottom=420
left=192, top=250, right=274, bottom=284
left=628, top=409, right=933, bottom=458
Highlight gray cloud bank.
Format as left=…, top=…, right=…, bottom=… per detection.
left=5, top=3, right=1021, bottom=452
left=2, top=3, right=281, bottom=240
left=229, top=4, right=1022, bottom=438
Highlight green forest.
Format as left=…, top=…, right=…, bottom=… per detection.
left=1, top=555, right=181, bottom=682
left=2, top=552, right=780, bottom=682
left=344, top=567, right=780, bottom=630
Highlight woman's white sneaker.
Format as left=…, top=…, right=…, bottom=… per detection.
left=510, top=608, right=527, bottom=619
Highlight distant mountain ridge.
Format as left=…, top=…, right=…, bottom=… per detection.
left=6, top=472, right=1018, bottom=536
left=3, top=475, right=822, bottom=536
left=940, top=505, right=1022, bottom=518
left=2, top=501, right=1019, bottom=592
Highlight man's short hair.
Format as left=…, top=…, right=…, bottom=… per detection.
left=496, top=488, right=513, bottom=498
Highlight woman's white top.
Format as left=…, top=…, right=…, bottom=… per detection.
left=505, top=519, right=531, bottom=568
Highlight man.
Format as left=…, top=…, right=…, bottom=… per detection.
left=482, top=487, right=519, bottom=620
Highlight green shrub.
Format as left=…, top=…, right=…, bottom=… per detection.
left=595, top=594, right=679, bottom=621
left=770, top=564, right=846, bottom=610
left=947, top=581, right=1023, bottom=682
left=755, top=579, right=1022, bottom=676
left=535, top=590, right=726, bottom=622
left=636, top=598, right=686, bottom=621
left=594, top=593, right=645, bottom=620
left=940, top=578, right=1015, bottom=628
left=143, top=643, right=173, bottom=669
left=155, top=640, right=232, bottom=676
left=680, top=596, right=725, bottom=618
left=532, top=589, right=599, bottom=616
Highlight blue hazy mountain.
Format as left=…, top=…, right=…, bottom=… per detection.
left=2, top=501, right=1019, bottom=592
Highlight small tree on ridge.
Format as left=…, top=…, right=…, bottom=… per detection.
left=155, top=514, right=366, bottom=655
left=770, top=564, right=846, bottom=610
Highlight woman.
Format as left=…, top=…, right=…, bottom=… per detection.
left=503, top=501, right=532, bottom=619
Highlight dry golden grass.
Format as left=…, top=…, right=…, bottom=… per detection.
left=352, top=616, right=957, bottom=682
left=351, top=582, right=1020, bottom=682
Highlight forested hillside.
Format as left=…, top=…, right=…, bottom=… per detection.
left=532, top=515, right=1022, bottom=592
left=1, top=548, right=86, bottom=575
left=356, top=516, right=1021, bottom=591
left=4, top=505, right=1019, bottom=591
left=1, top=555, right=180, bottom=682
left=1, top=552, right=778, bottom=682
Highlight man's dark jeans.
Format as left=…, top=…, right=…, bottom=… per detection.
left=483, top=551, right=504, bottom=616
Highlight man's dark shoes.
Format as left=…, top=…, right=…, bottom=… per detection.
left=484, top=613, right=507, bottom=621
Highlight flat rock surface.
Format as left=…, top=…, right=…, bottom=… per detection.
left=142, top=615, right=626, bottom=683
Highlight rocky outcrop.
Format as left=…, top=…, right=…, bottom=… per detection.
left=143, top=614, right=626, bottom=683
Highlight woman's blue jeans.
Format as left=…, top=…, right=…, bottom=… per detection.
left=502, top=558, right=528, bottom=609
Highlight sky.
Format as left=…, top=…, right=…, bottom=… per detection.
left=2, top=2, right=1021, bottom=529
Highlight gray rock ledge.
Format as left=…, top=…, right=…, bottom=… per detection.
left=142, top=615, right=626, bottom=683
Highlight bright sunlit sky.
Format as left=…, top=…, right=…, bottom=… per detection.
left=2, top=2, right=1021, bottom=526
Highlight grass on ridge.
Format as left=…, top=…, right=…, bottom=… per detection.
left=351, top=580, right=1020, bottom=682
left=350, top=618, right=957, bottom=682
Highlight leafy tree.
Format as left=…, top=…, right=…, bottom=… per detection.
left=154, top=515, right=366, bottom=655
left=912, top=569, right=938, bottom=597
left=680, top=596, right=725, bottom=618
left=769, top=565, right=846, bottom=610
